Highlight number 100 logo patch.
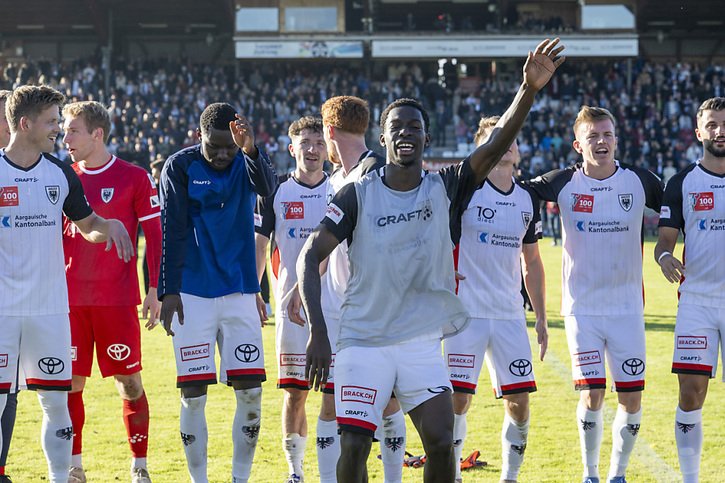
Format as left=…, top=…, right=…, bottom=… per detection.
left=571, top=193, right=594, bottom=213
left=0, top=186, right=19, bottom=207
left=282, top=201, right=304, bottom=219
left=689, top=192, right=714, bottom=211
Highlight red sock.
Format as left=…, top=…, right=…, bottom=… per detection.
left=123, top=392, right=149, bottom=458
left=0, top=465, right=5, bottom=475
left=67, top=391, right=85, bottom=457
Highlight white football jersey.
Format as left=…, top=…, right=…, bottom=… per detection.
left=456, top=179, right=541, bottom=319
left=321, top=152, right=384, bottom=318
left=0, top=151, right=92, bottom=316
left=528, top=162, right=662, bottom=316
left=659, top=162, right=725, bottom=307
left=256, top=174, right=328, bottom=309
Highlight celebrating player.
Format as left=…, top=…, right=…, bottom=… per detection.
left=527, top=106, right=663, bottom=483
left=0, top=85, right=132, bottom=483
left=654, top=97, right=725, bottom=483
left=158, top=102, right=277, bottom=483
left=312, top=95, right=407, bottom=483
left=445, top=115, right=547, bottom=483
left=62, top=101, right=162, bottom=483
left=254, top=116, right=328, bottom=483
left=299, top=38, right=565, bottom=483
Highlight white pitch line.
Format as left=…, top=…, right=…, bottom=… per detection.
left=542, top=347, right=681, bottom=482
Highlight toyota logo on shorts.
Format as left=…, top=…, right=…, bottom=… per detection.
left=38, top=357, right=65, bottom=375
left=509, top=359, right=532, bottom=377
left=107, top=344, right=131, bottom=361
left=621, top=358, right=645, bottom=376
left=235, top=344, right=260, bottom=363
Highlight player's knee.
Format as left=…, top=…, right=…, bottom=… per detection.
left=617, top=390, right=642, bottom=413
left=37, top=390, right=68, bottom=413
left=678, top=377, right=708, bottom=410
left=382, top=397, right=401, bottom=416
left=422, top=428, right=454, bottom=458
left=503, top=393, right=529, bottom=422
left=71, top=375, right=86, bottom=393
left=340, top=430, right=372, bottom=459
left=284, top=388, right=308, bottom=407
left=580, top=389, right=604, bottom=410
left=115, top=374, right=143, bottom=400
left=319, top=393, right=336, bottom=420
left=452, top=391, right=472, bottom=414
left=181, top=385, right=208, bottom=399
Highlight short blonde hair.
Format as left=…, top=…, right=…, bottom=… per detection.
left=573, top=106, right=616, bottom=135
left=473, top=116, right=501, bottom=146
left=63, top=101, right=112, bottom=143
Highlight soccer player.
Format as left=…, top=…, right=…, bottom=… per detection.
left=62, top=101, right=162, bottom=483
left=0, top=89, right=16, bottom=483
left=0, top=85, right=132, bottom=483
left=254, top=116, right=328, bottom=483
left=526, top=106, right=663, bottom=483
left=299, top=38, right=565, bottom=483
left=311, top=95, right=407, bottom=483
left=654, top=97, right=725, bottom=483
left=445, top=115, right=547, bottom=483
left=158, top=102, right=277, bottom=483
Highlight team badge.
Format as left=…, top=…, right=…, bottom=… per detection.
left=101, top=187, right=114, bottom=203
left=521, top=211, right=532, bottom=228
left=45, top=185, right=60, bottom=205
left=618, top=193, right=633, bottom=212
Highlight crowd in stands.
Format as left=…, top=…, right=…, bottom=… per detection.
left=1, top=57, right=723, bottom=183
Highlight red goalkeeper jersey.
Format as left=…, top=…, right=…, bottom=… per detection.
left=64, top=156, right=161, bottom=306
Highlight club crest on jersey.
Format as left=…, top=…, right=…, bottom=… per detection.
left=45, top=185, right=60, bottom=204
left=618, top=193, right=633, bottom=212
left=571, top=193, right=594, bottom=213
left=688, top=192, right=714, bottom=211
left=101, top=187, right=114, bottom=203
left=521, top=211, right=532, bottom=228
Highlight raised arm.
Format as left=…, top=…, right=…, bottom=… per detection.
left=230, top=114, right=278, bottom=197
left=469, top=38, right=566, bottom=186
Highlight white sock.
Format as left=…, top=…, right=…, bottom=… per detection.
left=232, top=388, right=262, bottom=483
left=576, top=403, right=603, bottom=479
left=381, top=410, right=405, bottom=483
left=283, top=432, right=307, bottom=477
left=71, top=454, right=82, bottom=467
left=316, top=418, right=340, bottom=483
left=180, top=395, right=208, bottom=483
left=675, top=406, right=702, bottom=483
left=501, top=413, right=529, bottom=481
left=132, top=456, right=147, bottom=470
left=453, top=413, right=467, bottom=480
left=608, top=407, right=641, bottom=480
left=37, top=391, right=72, bottom=483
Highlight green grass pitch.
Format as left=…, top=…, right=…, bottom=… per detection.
left=9, top=240, right=724, bottom=482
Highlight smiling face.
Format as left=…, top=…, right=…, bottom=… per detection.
left=696, top=108, right=725, bottom=158
left=380, top=105, right=429, bottom=168
left=25, top=105, right=61, bottom=153
left=198, top=126, right=238, bottom=171
left=573, top=118, right=617, bottom=166
left=289, top=128, right=326, bottom=175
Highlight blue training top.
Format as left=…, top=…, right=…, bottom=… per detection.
left=158, top=144, right=277, bottom=299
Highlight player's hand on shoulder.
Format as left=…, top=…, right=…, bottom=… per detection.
left=106, top=218, right=135, bottom=262
left=523, top=38, right=566, bottom=91
left=255, top=293, right=268, bottom=327
left=306, top=332, right=332, bottom=392
left=658, top=253, right=685, bottom=284
left=160, top=294, right=184, bottom=336
left=535, top=317, right=548, bottom=361
left=229, top=114, right=258, bottom=158
left=143, top=287, right=161, bottom=330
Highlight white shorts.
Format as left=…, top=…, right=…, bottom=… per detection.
left=444, top=317, right=536, bottom=398
left=334, top=338, right=450, bottom=437
left=672, top=303, right=725, bottom=381
left=276, top=312, right=339, bottom=394
left=565, top=314, right=646, bottom=392
left=172, top=293, right=265, bottom=388
left=0, top=314, right=72, bottom=393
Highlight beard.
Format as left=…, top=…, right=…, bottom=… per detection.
left=704, top=139, right=725, bottom=158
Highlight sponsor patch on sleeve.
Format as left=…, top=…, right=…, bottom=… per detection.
left=325, top=203, right=344, bottom=224
left=254, top=213, right=262, bottom=227
left=150, top=195, right=160, bottom=208
left=660, top=206, right=671, bottom=219
left=534, top=220, right=543, bottom=235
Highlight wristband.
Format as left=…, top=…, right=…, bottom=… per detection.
left=657, top=251, right=672, bottom=265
